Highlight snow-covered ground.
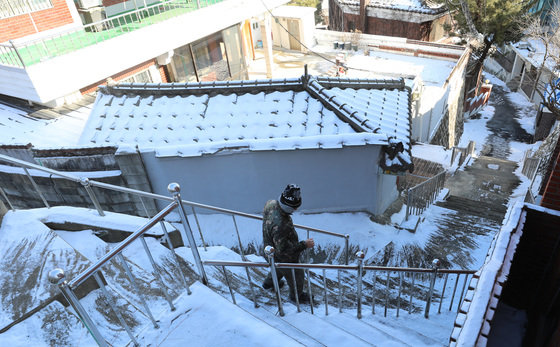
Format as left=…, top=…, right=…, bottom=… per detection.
left=0, top=48, right=544, bottom=345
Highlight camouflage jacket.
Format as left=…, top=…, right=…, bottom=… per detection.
left=262, top=199, right=306, bottom=263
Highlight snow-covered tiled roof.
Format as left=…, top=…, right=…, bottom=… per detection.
left=337, top=0, right=446, bottom=14
left=80, top=76, right=413, bottom=172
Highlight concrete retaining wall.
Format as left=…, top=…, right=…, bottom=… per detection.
left=0, top=148, right=155, bottom=216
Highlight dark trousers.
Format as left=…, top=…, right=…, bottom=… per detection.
left=263, top=266, right=305, bottom=299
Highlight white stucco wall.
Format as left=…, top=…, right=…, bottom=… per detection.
left=1, top=0, right=289, bottom=104
left=140, top=145, right=394, bottom=216
left=271, top=6, right=316, bottom=52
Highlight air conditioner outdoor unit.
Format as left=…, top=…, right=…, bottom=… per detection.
left=75, top=0, right=102, bottom=9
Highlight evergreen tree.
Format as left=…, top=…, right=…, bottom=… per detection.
left=439, top=0, right=538, bottom=90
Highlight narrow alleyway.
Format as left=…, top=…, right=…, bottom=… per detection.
left=483, top=85, right=533, bottom=158
left=420, top=84, right=532, bottom=269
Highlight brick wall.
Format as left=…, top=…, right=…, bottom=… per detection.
left=159, top=65, right=169, bottom=83
left=541, top=147, right=560, bottom=211
left=0, top=147, right=156, bottom=217
left=0, top=0, right=74, bottom=42
left=80, top=59, right=157, bottom=94
left=102, top=0, right=128, bottom=6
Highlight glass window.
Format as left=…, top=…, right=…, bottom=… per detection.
left=1, top=0, right=53, bottom=19
left=222, top=25, right=247, bottom=80
left=192, top=32, right=230, bottom=82
left=119, top=70, right=153, bottom=84
left=171, top=45, right=197, bottom=82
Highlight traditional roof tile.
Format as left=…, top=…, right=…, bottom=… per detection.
left=80, top=76, right=413, bottom=172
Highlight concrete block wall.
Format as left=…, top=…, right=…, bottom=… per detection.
left=115, top=150, right=158, bottom=217
left=0, top=147, right=156, bottom=217
left=0, top=169, right=139, bottom=214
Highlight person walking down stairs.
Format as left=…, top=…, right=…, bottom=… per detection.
left=262, top=184, right=315, bottom=303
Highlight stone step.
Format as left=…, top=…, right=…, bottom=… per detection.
left=436, top=195, right=507, bottom=222
left=322, top=311, right=415, bottom=346
left=236, top=298, right=375, bottom=346
left=356, top=312, right=448, bottom=346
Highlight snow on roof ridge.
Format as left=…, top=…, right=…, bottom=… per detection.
left=305, top=76, right=409, bottom=133
left=102, top=76, right=407, bottom=96
left=153, top=132, right=389, bottom=158
left=102, top=78, right=304, bottom=96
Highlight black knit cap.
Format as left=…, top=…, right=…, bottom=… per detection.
left=280, top=184, right=302, bottom=209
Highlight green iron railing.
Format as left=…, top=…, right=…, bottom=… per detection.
left=0, top=0, right=224, bottom=68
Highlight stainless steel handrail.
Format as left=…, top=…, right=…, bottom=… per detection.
left=203, top=259, right=476, bottom=275
left=68, top=201, right=178, bottom=288
left=203, top=256, right=476, bottom=320
left=0, top=154, right=347, bottom=239
left=49, top=199, right=195, bottom=346
left=405, top=169, right=446, bottom=220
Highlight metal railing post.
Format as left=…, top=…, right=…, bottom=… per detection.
left=222, top=266, right=236, bottom=304
left=48, top=269, right=108, bottom=347
left=372, top=271, right=377, bottom=315
left=338, top=269, right=343, bottom=313
left=449, top=273, right=459, bottom=311
left=409, top=272, right=415, bottom=314
left=168, top=183, right=208, bottom=285
left=139, top=236, right=175, bottom=310
left=306, top=269, right=314, bottom=314
left=231, top=215, right=257, bottom=307
left=116, top=254, right=159, bottom=328
left=0, top=187, right=15, bottom=210
left=93, top=273, right=139, bottom=346
left=23, top=168, right=49, bottom=208
left=192, top=206, right=207, bottom=250
left=405, top=188, right=411, bottom=221
left=397, top=272, right=403, bottom=317
left=438, top=273, right=449, bottom=314
left=323, top=268, right=328, bottom=316
left=344, top=234, right=350, bottom=265
left=81, top=178, right=105, bottom=216
left=291, top=268, right=300, bottom=312
left=424, top=258, right=440, bottom=318
left=384, top=271, right=390, bottom=317
left=457, top=273, right=469, bottom=313
left=356, top=251, right=364, bottom=319
left=265, top=246, right=284, bottom=316
left=8, top=40, right=25, bottom=68
left=159, top=220, right=191, bottom=294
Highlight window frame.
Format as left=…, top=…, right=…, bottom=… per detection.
left=1, top=0, right=54, bottom=20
